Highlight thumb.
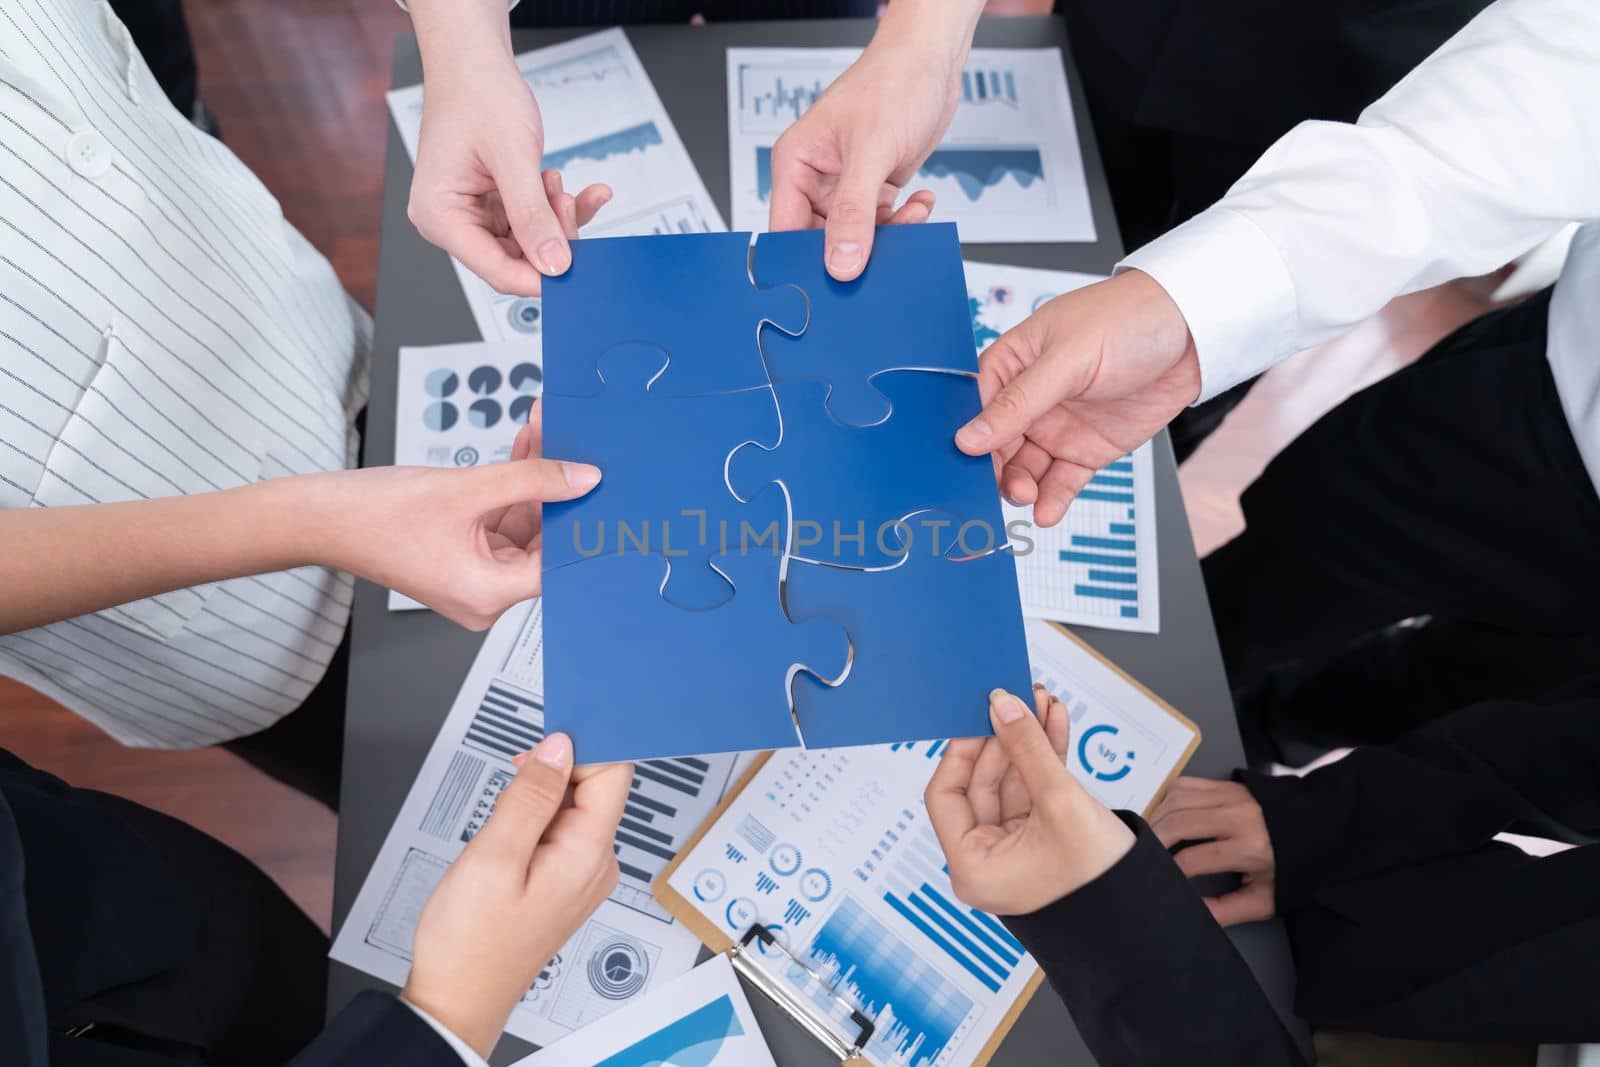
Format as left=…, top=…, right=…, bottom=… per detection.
left=474, top=456, right=600, bottom=510
left=987, top=688, right=1072, bottom=800
left=823, top=147, right=892, bottom=281
left=469, top=733, right=574, bottom=872
left=494, top=143, right=574, bottom=278
left=955, top=329, right=1092, bottom=457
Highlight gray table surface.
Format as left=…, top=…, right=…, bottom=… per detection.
left=332, top=15, right=1307, bottom=1065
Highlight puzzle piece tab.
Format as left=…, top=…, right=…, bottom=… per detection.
left=542, top=342, right=780, bottom=610
left=785, top=516, right=1033, bottom=750
left=751, top=223, right=977, bottom=427
left=727, top=371, right=1003, bottom=569
left=543, top=232, right=808, bottom=398
left=542, top=490, right=851, bottom=763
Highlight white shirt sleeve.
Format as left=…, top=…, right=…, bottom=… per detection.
left=400, top=999, right=493, bottom=1067
left=1119, top=0, right=1600, bottom=402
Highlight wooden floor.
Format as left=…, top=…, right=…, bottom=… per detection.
left=0, top=0, right=1495, bottom=937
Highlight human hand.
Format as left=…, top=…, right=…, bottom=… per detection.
left=304, top=406, right=599, bottom=629
left=1149, top=777, right=1277, bottom=927
left=925, top=687, right=1136, bottom=915
left=406, top=0, right=611, bottom=295
left=767, top=0, right=986, bottom=279
left=402, top=733, right=632, bottom=1058
left=954, top=270, right=1201, bottom=526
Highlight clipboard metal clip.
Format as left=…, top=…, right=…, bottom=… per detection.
left=729, top=923, right=875, bottom=1065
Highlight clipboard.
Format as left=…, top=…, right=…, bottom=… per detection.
left=654, top=628, right=1199, bottom=1066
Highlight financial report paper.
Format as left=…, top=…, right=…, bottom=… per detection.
left=331, top=601, right=751, bottom=1049
left=962, top=261, right=1161, bottom=634
left=512, top=956, right=777, bottom=1067
left=387, top=29, right=725, bottom=346
left=727, top=47, right=1095, bottom=243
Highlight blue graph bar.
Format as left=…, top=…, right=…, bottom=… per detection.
left=1075, top=489, right=1135, bottom=504
left=884, top=892, right=1000, bottom=993
left=1059, top=549, right=1138, bottom=568
left=1087, top=568, right=1138, bottom=584
left=1076, top=584, right=1139, bottom=602
left=1090, top=474, right=1133, bottom=489
left=1121, top=605, right=1140, bottom=618
left=918, top=884, right=1020, bottom=969
left=1103, top=459, right=1133, bottom=473
left=1071, top=535, right=1136, bottom=552
left=904, top=890, right=1009, bottom=987
left=1108, top=523, right=1135, bottom=535
left=967, top=907, right=1026, bottom=957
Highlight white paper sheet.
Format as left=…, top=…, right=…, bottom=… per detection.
left=959, top=261, right=1161, bottom=634
left=388, top=341, right=545, bottom=611
left=727, top=47, right=1095, bottom=243
left=512, top=955, right=777, bottom=1067
left=1023, top=619, right=1197, bottom=812
left=330, top=601, right=753, bottom=1049
left=387, top=28, right=726, bottom=345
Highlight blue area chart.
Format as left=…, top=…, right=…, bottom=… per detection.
left=806, top=896, right=974, bottom=1067
left=545, top=122, right=664, bottom=171
left=919, top=147, right=1045, bottom=201
left=595, top=993, right=744, bottom=1067
left=758, top=145, right=1045, bottom=204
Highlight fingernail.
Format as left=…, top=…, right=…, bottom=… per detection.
left=1033, top=682, right=1047, bottom=692
left=533, top=733, right=572, bottom=769
left=827, top=241, right=862, bottom=277
left=563, top=462, right=601, bottom=491
left=536, top=240, right=570, bottom=276
left=957, top=418, right=992, bottom=449
left=989, top=688, right=1027, bottom=725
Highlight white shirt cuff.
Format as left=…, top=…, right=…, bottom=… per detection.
left=401, top=999, right=493, bottom=1067
left=1117, top=207, right=1300, bottom=404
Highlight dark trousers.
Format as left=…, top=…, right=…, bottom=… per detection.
left=31, top=795, right=328, bottom=1066
left=1203, top=291, right=1600, bottom=756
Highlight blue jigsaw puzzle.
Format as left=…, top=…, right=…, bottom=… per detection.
left=541, top=488, right=849, bottom=762
left=541, top=341, right=780, bottom=610
left=541, top=225, right=1029, bottom=764
left=542, top=231, right=808, bottom=397
left=751, top=222, right=978, bottom=427
left=727, top=371, right=1004, bottom=569
left=785, top=516, right=1034, bottom=750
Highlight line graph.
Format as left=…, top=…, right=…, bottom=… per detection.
left=520, top=44, right=632, bottom=95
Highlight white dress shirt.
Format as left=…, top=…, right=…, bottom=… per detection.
left=0, top=0, right=370, bottom=748
left=1121, top=0, right=1600, bottom=496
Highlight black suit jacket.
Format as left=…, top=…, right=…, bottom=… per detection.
left=0, top=753, right=466, bottom=1067
left=1004, top=814, right=1306, bottom=1067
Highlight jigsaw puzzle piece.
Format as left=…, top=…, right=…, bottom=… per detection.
left=542, top=342, right=780, bottom=610
left=751, top=222, right=977, bottom=427
left=543, top=232, right=808, bottom=398
left=542, top=489, right=851, bottom=763
left=726, top=371, right=1005, bottom=569
left=785, top=514, right=1032, bottom=750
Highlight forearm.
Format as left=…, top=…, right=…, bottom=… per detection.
left=1245, top=680, right=1600, bottom=908
left=408, top=0, right=514, bottom=86
left=1006, top=814, right=1305, bottom=1066
left=0, top=475, right=340, bottom=636
left=870, top=0, right=986, bottom=71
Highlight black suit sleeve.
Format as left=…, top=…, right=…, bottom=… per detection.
left=1001, top=813, right=1305, bottom=1067
left=1242, top=678, right=1600, bottom=912
left=286, top=992, right=468, bottom=1067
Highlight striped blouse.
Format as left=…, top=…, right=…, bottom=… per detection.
left=0, top=0, right=370, bottom=748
